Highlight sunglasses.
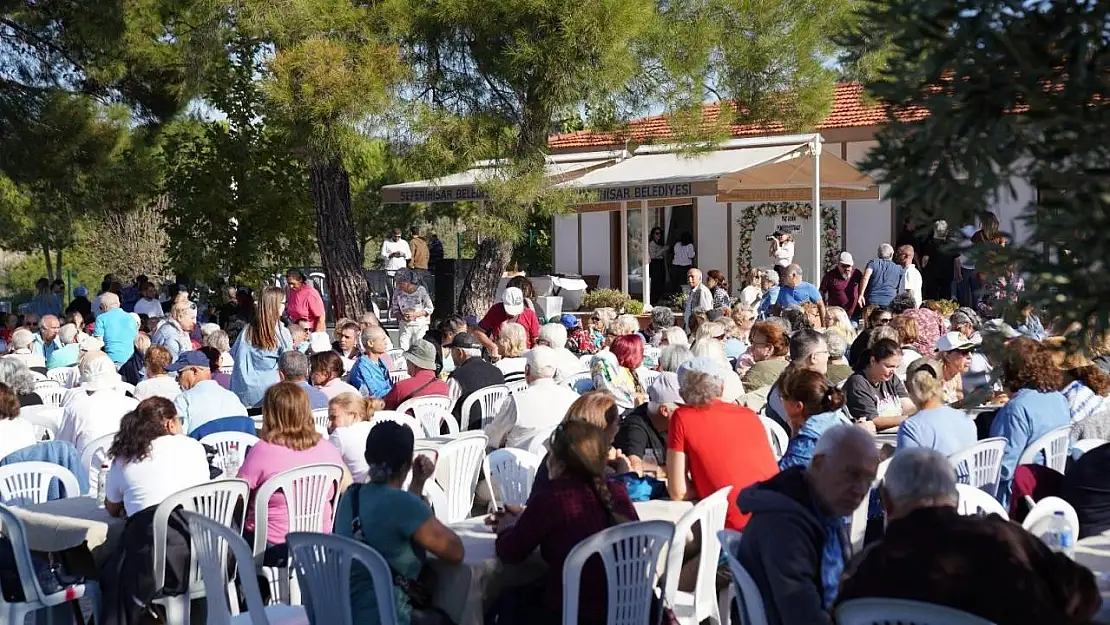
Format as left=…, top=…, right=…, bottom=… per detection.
left=874, top=317, right=893, bottom=325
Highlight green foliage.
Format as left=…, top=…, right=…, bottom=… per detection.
left=580, top=288, right=633, bottom=312
left=625, top=299, right=646, bottom=315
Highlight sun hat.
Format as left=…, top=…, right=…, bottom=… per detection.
left=936, top=331, right=980, bottom=353
left=502, top=287, right=525, bottom=316
left=404, top=339, right=438, bottom=370
left=308, top=332, right=332, bottom=354
left=838, top=251, right=855, bottom=266
left=79, top=352, right=121, bottom=392
left=647, top=372, right=685, bottom=405
left=78, top=336, right=104, bottom=353
left=165, top=350, right=211, bottom=372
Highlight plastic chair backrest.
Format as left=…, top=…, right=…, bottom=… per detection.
left=311, top=408, right=330, bottom=432
left=835, top=598, right=996, bottom=625
left=948, top=437, right=1008, bottom=497
left=0, top=462, right=80, bottom=505
left=252, top=463, right=344, bottom=556
left=718, top=529, right=769, bottom=625
left=386, top=349, right=407, bottom=371
left=37, top=387, right=69, bottom=408
left=527, top=426, right=556, bottom=457
left=434, top=433, right=489, bottom=523
left=640, top=369, right=661, bottom=389
left=1073, top=438, right=1107, bottom=454
left=459, top=385, right=510, bottom=431
left=1017, top=425, right=1071, bottom=472
left=563, top=370, right=593, bottom=393
left=287, top=532, right=399, bottom=625
left=562, top=519, right=674, bottom=625
left=78, top=430, right=117, bottom=493
left=46, top=367, right=79, bottom=388
left=389, top=370, right=411, bottom=384
left=397, top=395, right=455, bottom=435
left=0, top=503, right=49, bottom=606
left=18, top=405, right=64, bottom=432
left=956, top=483, right=1009, bottom=520
left=446, top=377, right=463, bottom=410
left=368, top=411, right=424, bottom=439
left=33, top=379, right=61, bottom=392
left=758, top=416, right=789, bottom=459
left=152, top=479, right=250, bottom=597
left=848, top=457, right=890, bottom=554
left=506, top=379, right=529, bottom=395
left=663, top=487, right=731, bottom=623
left=183, top=511, right=274, bottom=625
left=488, top=448, right=542, bottom=507
left=1021, top=495, right=1079, bottom=534
left=199, top=431, right=260, bottom=466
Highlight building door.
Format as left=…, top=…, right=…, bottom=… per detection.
left=665, top=204, right=695, bottom=297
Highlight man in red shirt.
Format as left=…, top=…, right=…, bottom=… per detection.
left=383, top=338, right=449, bottom=410
left=284, top=269, right=326, bottom=332
left=819, top=252, right=863, bottom=318
left=666, top=356, right=778, bottom=530
left=474, top=286, right=540, bottom=359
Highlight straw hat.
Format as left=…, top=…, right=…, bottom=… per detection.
left=1044, top=336, right=1095, bottom=370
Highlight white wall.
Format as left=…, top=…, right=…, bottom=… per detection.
left=553, top=214, right=579, bottom=274
left=579, top=211, right=611, bottom=287
left=844, top=140, right=894, bottom=267
left=696, top=198, right=729, bottom=282
left=988, top=172, right=1036, bottom=244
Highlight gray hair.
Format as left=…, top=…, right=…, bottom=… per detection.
left=789, top=329, right=827, bottom=363
left=688, top=267, right=703, bottom=280
left=659, top=327, right=688, bottom=348
left=59, top=323, right=79, bottom=345
left=678, top=369, right=725, bottom=407
left=878, top=243, right=895, bottom=260
left=525, top=345, right=560, bottom=380
left=825, top=328, right=848, bottom=360
left=9, top=329, right=33, bottom=351
left=203, top=329, right=230, bottom=353
left=650, top=306, right=675, bottom=329
left=765, top=316, right=792, bottom=336
left=361, top=326, right=386, bottom=348
left=761, top=269, right=780, bottom=285
left=813, top=424, right=875, bottom=460
left=538, top=323, right=568, bottom=349
left=690, top=337, right=729, bottom=368
left=882, top=448, right=958, bottom=506
left=0, top=357, right=35, bottom=395
left=612, top=314, right=640, bottom=336
left=200, top=322, right=221, bottom=339
left=659, top=344, right=694, bottom=373
left=100, top=292, right=120, bottom=311
left=868, top=326, right=900, bottom=347
left=278, top=350, right=310, bottom=380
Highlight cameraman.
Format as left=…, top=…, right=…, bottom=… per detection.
left=768, top=230, right=795, bottom=274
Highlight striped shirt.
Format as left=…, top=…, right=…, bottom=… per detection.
left=1063, top=380, right=1105, bottom=424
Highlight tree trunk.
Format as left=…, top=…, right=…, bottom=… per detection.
left=42, top=244, right=54, bottom=281
left=309, top=158, right=368, bottom=322
left=457, top=237, right=512, bottom=316
left=55, top=248, right=62, bottom=282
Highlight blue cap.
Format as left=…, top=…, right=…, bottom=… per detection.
left=165, top=350, right=211, bottom=372
left=559, top=314, right=579, bottom=329
left=74, top=286, right=88, bottom=297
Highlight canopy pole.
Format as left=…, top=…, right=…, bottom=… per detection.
left=640, top=203, right=650, bottom=305
left=811, top=139, right=823, bottom=282
left=620, top=201, right=630, bottom=293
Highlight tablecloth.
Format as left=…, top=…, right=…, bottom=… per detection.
left=1077, top=533, right=1110, bottom=624
left=9, top=495, right=125, bottom=560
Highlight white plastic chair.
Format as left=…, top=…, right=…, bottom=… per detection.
left=579, top=353, right=595, bottom=368
left=431, top=433, right=491, bottom=523
left=640, top=369, right=661, bottom=389
left=561, top=520, right=674, bottom=625
left=947, top=437, right=1008, bottom=497
left=79, top=431, right=117, bottom=494
left=287, top=532, right=399, bottom=625
left=310, top=408, right=330, bottom=436
left=446, top=377, right=463, bottom=412
left=758, top=416, right=789, bottom=460
left=835, top=598, right=995, bottom=625
left=19, top=405, right=63, bottom=434
left=1073, top=438, right=1107, bottom=454
left=526, top=426, right=557, bottom=457
left=33, top=378, right=60, bottom=392
left=718, top=529, right=769, bottom=625
left=36, top=386, right=69, bottom=408
left=152, top=479, right=251, bottom=624
left=397, top=395, right=456, bottom=436
left=252, top=464, right=344, bottom=605
left=0, top=503, right=99, bottom=625
left=368, top=411, right=425, bottom=440
left=506, top=379, right=529, bottom=395
left=200, top=431, right=261, bottom=472
left=1021, top=496, right=1079, bottom=534
left=848, top=457, right=890, bottom=554
left=46, top=366, right=79, bottom=388
left=183, top=511, right=308, bottom=625
left=663, top=487, right=731, bottom=625
left=119, top=381, right=136, bottom=396
left=488, top=448, right=542, bottom=507
left=1017, top=425, right=1071, bottom=473
left=956, top=483, right=1009, bottom=519
left=459, top=384, right=510, bottom=431
left=386, top=348, right=407, bottom=371
left=389, top=370, right=411, bottom=384
left=563, top=370, right=593, bottom=393
left=0, top=462, right=80, bottom=505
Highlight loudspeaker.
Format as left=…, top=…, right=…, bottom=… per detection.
left=433, top=259, right=471, bottom=321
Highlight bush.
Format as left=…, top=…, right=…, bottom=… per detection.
left=625, top=299, right=645, bottom=315
left=580, top=288, right=631, bottom=312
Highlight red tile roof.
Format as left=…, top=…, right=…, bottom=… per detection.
left=548, top=82, right=926, bottom=150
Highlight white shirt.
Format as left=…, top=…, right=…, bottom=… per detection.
left=380, top=239, right=413, bottom=272
left=739, top=285, right=762, bottom=307
left=496, top=357, right=527, bottom=383
left=0, top=417, right=37, bottom=461
left=133, top=298, right=164, bottom=318
left=900, top=265, right=923, bottom=307
left=106, top=435, right=210, bottom=516
left=550, top=348, right=587, bottom=383
left=319, top=378, right=360, bottom=401
left=773, top=240, right=795, bottom=267
left=895, top=347, right=924, bottom=382
left=672, top=243, right=695, bottom=266
left=133, top=375, right=182, bottom=402
left=329, top=421, right=373, bottom=482
left=6, top=351, right=45, bottom=370
left=484, top=379, right=581, bottom=450
left=56, top=389, right=138, bottom=456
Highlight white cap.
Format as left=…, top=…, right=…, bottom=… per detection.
left=935, top=331, right=981, bottom=352
left=502, top=287, right=525, bottom=316
left=838, top=251, right=854, bottom=266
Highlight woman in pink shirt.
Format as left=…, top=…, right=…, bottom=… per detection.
left=239, top=382, right=350, bottom=559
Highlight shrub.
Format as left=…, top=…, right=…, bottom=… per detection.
left=625, top=299, right=645, bottom=315
left=580, top=288, right=631, bottom=312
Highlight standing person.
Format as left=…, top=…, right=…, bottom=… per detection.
left=858, top=244, right=904, bottom=309
left=896, top=245, right=923, bottom=308
left=768, top=231, right=795, bottom=272
left=133, top=282, right=164, bottom=319
left=474, top=287, right=540, bottom=357
left=706, top=270, right=731, bottom=309
left=28, top=277, right=62, bottom=317
left=670, top=232, right=695, bottom=296
left=230, top=287, right=293, bottom=408
left=389, top=269, right=433, bottom=350
left=380, top=228, right=412, bottom=277
left=819, top=252, right=863, bottom=318
left=66, top=286, right=93, bottom=323
left=408, top=226, right=429, bottom=271
left=284, top=269, right=326, bottom=333
left=93, top=293, right=138, bottom=368
left=648, top=227, right=668, bottom=303
left=775, top=265, right=826, bottom=318
left=920, top=220, right=956, bottom=301
left=684, top=268, right=714, bottom=328
left=428, top=230, right=445, bottom=266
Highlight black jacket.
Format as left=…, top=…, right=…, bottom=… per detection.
left=736, top=466, right=835, bottom=625
left=448, top=356, right=505, bottom=429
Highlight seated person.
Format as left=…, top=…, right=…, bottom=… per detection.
left=1061, top=441, right=1110, bottom=538
left=494, top=420, right=640, bottom=625
left=327, top=393, right=385, bottom=483
left=739, top=321, right=790, bottom=393
left=133, top=345, right=182, bottom=401
left=169, top=351, right=248, bottom=434
left=310, top=351, right=360, bottom=400
left=0, top=382, right=40, bottom=462
left=777, top=368, right=850, bottom=470
left=615, top=372, right=682, bottom=475
left=383, top=339, right=449, bottom=410
left=494, top=322, right=530, bottom=383
left=896, top=358, right=976, bottom=456
left=667, top=357, right=778, bottom=530
left=485, top=346, right=580, bottom=451
left=837, top=448, right=1100, bottom=624
left=737, top=426, right=878, bottom=625
left=843, top=339, right=915, bottom=431
left=335, top=421, right=463, bottom=625
left=447, top=333, right=505, bottom=429
left=277, top=350, right=329, bottom=410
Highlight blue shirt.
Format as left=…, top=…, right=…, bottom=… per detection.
left=93, top=307, right=139, bottom=365
left=47, top=343, right=79, bottom=369
left=989, top=388, right=1071, bottom=507
left=757, top=286, right=780, bottom=318
left=31, top=334, right=61, bottom=362
left=229, top=324, right=293, bottom=408
left=334, top=483, right=431, bottom=625
left=348, top=354, right=394, bottom=399
left=864, top=259, right=903, bottom=307
left=775, top=281, right=822, bottom=308
left=896, top=405, right=977, bottom=457
left=779, top=410, right=848, bottom=471
left=152, top=319, right=193, bottom=362
left=175, top=379, right=248, bottom=434
left=296, top=380, right=330, bottom=410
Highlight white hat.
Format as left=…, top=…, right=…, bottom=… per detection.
left=128, top=312, right=141, bottom=328
left=79, top=336, right=104, bottom=353
left=79, top=352, right=121, bottom=392
left=838, top=251, right=855, bottom=266
left=936, top=331, right=981, bottom=352
left=502, top=287, right=525, bottom=316
left=308, top=332, right=333, bottom=354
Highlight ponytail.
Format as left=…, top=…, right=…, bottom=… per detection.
left=590, top=475, right=630, bottom=527
left=782, top=368, right=844, bottom=416
left=551, top=421, right=630, bottom=527
left=820, top=386, right=846, bottom=413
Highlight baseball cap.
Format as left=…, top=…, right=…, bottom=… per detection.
left=838, top=251, right=854, bottom=266
left=446, top=333, right=481, bottom=350
left=74, top=286, right=88, bottom=297
left=647, top=372, right=685, bottom=405
left=166, top=350, right=212, bottom=372
left=936, top=331, right=980, bottom=353
left=559, top=314, right=579, bottom=330
left=502, top=287, right=525, bottom=316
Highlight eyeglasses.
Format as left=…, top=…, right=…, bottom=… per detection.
left=875, top=317, right=893, bottom=325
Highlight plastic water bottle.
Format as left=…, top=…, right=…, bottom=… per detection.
left=96, top=463, right=109, bottom=507
left=1034, top=511, right=1075, bottom=558
left=224, top=443, right=241, bottom=477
